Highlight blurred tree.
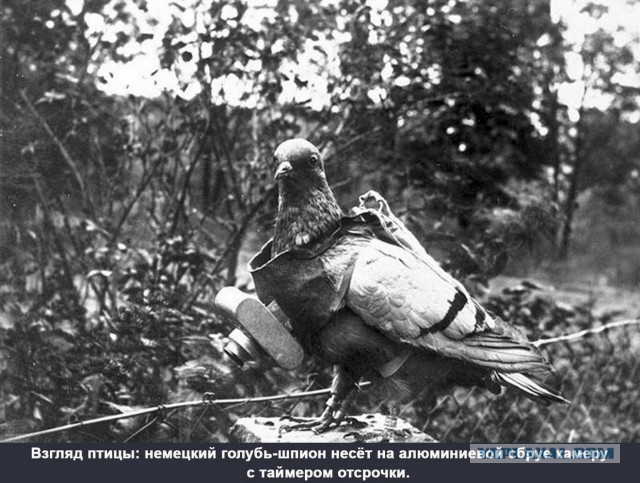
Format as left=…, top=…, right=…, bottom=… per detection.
left=1, top=0, right=117, bottom=204
left=1, top=0, right=639, bottom=441
left=316, top=0, right=567, bottom=279
left=552, top=14, right=640, bottom=258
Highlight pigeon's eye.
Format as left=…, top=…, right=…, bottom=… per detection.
left=309, top=154, right=319, bottom=166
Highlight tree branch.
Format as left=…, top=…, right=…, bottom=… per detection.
left=19, top=90, right=90, bottom=211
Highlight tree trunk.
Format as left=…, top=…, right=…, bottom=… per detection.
left=558, top=108, right=584, bottom=260
left=202, top=153, right=211, bottom=212
left=547, top=92, right=561, bottom=203
left=558, top=168, right=579, bottom=259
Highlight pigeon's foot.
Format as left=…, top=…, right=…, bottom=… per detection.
left=279, top=407, right=354, bottom=434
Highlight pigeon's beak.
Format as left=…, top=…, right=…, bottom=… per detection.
left=275, top=161, right=292, bottom=181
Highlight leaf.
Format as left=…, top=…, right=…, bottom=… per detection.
left=46, top=335, right=74, bottom=352
left=33, top=403, right=43, bottom=422
left=169, top=2, right=186, bottom=12
left=312, top=45, right=327, bottom=56
left=55, top=319, right=78, bottom=337
left=137, top=33, right=154, bottom=42
left=31, top=392, right=54, bottom=405
left=0, top=311, right=16, bottom=330
left=521, top=279, right=545, bottom=291
left=103, top=401, right=146, bottom=414
left=35, top=91, right=66, bottom=104
left=87, top=270, right=112, bottom=279
left=293, top=75, right=308, bottom=87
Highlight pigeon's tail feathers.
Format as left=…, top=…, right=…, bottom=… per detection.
left=433, top=332, right=552, bottom=374
left=493, top=372, right=570, bottom=405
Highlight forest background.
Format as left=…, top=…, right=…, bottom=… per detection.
left=1, top=0, right=639, bottom=442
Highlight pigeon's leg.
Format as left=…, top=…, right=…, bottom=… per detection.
left=314, top=373, right=358, bottom=433
left=281, top=366, right=358, bottom=434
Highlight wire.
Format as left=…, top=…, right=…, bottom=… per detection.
left=3, top=318, right=638, bottom=443
left=533, top=318, right=640, bottom=348
left=0, top=383, right=371, bottom=443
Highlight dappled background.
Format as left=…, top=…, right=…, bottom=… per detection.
left=1, top=0, right=639, bottom=442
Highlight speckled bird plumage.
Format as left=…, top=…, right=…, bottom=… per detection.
left=271, top=138, right=568, bottom=433
left=272, top=139, right=343, bottom=256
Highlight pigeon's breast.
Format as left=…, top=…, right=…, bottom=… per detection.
left=249, top=229, right=372, bottom=344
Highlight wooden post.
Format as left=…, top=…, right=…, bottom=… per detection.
left=230, top=414, right=437, bottom=443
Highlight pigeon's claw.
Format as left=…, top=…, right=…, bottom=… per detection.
left=279, top=388, right=358, bottom=434
left=279, top=405, right=343, bottom=434
left=313, top=407, right=342, bottom=434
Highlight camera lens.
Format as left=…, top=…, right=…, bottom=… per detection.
left=224, top=328, right=265, bottom=366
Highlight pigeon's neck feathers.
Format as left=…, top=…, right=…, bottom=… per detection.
left=273, top=180, right=343, bottom=255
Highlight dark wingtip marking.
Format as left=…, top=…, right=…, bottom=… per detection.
left=473, top=301, right=487, bottom=332
left=420, top=289, right=468, bottom=336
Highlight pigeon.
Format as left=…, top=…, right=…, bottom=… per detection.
left=268, top=138, right=568, bottom=435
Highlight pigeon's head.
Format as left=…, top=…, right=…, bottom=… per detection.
left=273, top=139, right=326, bottom=185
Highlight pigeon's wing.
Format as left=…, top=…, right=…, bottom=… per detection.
left=346, top=239, right=550, bottom=373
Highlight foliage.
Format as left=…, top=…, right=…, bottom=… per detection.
left=0, top=0, right=639, bottom=442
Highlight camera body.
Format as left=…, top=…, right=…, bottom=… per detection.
left=215, top=287, right=304, bottom=370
